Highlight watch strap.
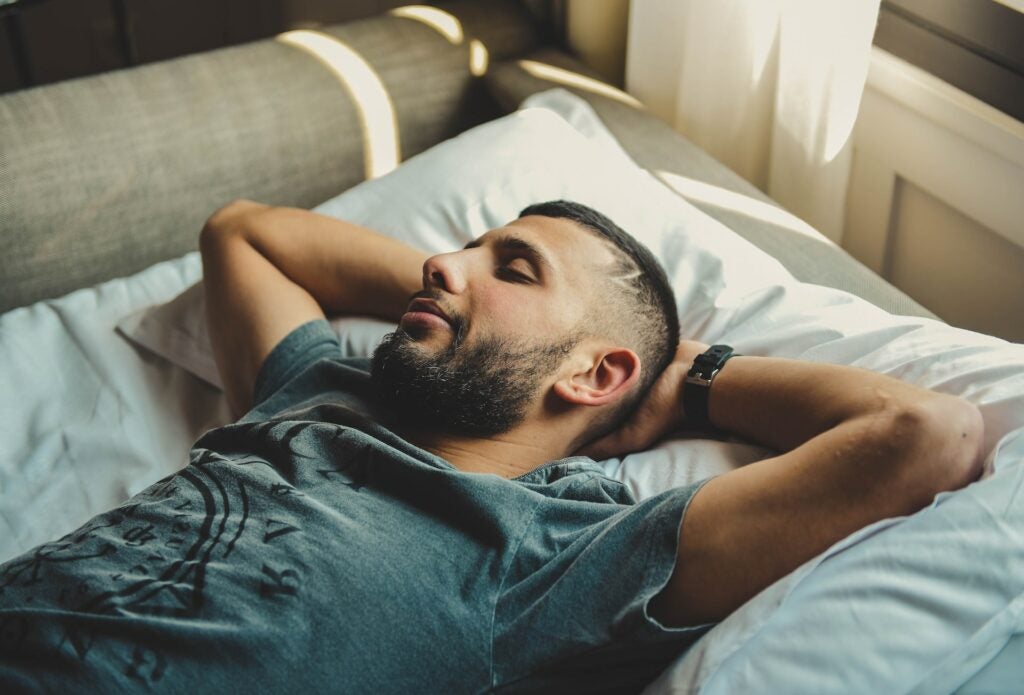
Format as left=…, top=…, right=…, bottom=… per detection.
left=682, top=344, right=735, bottom=431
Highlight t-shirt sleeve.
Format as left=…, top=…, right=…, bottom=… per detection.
left=249, top=318, right=342, bottom=412
left=493, top=475, right=718, bottom=691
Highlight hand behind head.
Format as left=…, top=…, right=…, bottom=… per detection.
left=576, top=340, right=710, bottom=460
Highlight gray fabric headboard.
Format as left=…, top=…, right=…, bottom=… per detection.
left=0, top=0, right=539, bottom=313
left=0, top=0, right=935, bottom=323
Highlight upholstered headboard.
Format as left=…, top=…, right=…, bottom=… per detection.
left=0, top=0, right=541, bottom=312
left=0, top=0, right=935, bottom=321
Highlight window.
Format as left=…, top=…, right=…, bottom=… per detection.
left=874, top=0, right=1024, bottom=122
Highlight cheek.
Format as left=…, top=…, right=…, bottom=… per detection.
left=471, top=285, right=520, bottom=332
left=472, top=285, right=566, bottom=336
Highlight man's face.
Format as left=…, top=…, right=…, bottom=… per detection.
left=370, top=215, right=618, bottom=437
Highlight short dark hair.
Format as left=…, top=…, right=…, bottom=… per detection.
left=518, top=200, right=680, bottom=438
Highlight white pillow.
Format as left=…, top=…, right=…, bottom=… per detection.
left=117, top=89, right=1024, bottom=693
left=118, top=88, right=797, bottom=483
left=116, top=273, right=395, bottom=388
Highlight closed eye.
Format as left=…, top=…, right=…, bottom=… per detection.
left=497, top=261, right=535, bottom=283
left=466, top=233, right=550, bottom=284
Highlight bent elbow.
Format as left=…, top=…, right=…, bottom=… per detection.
left=896, top=396, right=985, bottom=499
left=944, top=397, right=985, bottom=487
left=200, top=199, right=265, bottom=251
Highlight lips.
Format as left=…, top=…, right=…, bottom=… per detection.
left=405, top=298, right=452, bottom=326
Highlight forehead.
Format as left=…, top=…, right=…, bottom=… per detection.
left=472, top=215, right=618, bottom=276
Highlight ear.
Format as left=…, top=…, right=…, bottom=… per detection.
left=552, top=347, right=641, bottom=407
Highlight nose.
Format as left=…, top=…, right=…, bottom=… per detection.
left=422, top=251, right=467, bottom=295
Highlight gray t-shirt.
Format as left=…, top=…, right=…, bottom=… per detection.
left=0, top=319, right=715, bottom=693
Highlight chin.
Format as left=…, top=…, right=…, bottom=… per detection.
left=404, top=328, right=451, bottom=349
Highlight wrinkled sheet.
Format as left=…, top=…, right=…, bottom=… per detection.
left=3, top=248, right=1022, bottom=694
left=0, top=253, right=229, bottom=562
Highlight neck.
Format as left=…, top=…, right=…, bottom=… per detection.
left=402, top=422, right=576, bottom=479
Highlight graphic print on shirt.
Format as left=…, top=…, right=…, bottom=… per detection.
left=205, top=417, right=376, bottom=492
left=0, top=419, right=377, bottom=679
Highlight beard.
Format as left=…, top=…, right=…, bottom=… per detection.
left=369, top=317, right=576, bottom=438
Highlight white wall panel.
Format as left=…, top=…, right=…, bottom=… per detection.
left=844, top=48, right=1024, bottom=343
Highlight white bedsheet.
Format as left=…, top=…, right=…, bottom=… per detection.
left=0, top=252, right=228, bottom=561
left=4, top=248, right=1022, bottom=695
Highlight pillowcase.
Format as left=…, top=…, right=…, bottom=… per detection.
left=118, top=87, right=1023, bottom=472
left=117, top=88, right=1024, bottom=693
left=118, top=87, right=800, bottom=484
left=117, top=272, right=395, bottom=389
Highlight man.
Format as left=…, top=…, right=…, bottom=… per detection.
left=0, top=199, right=983, bottom=692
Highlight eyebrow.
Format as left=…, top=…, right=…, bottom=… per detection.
left=463, top=234, right=553, bottom=275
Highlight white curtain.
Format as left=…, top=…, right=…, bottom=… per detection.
left=625, top=0, right=881, bottom=243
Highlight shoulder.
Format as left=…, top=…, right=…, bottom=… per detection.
left=241, top=319, right=376, bottom=424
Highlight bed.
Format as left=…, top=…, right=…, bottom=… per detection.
left=2, top=1, right=1022, bottom=692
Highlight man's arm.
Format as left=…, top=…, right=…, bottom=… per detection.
left=198, top=199, right=427, bottom=417
left=582, top=343, right=984, bottom=627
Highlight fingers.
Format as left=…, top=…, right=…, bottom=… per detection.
left=578, top=430, right=629, bottom=462
left=583, top=414, right=651, bottom=460
left=580, top=424, right=657, bottom=460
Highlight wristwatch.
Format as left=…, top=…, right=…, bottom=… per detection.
left=682, top=344, right=736, bottom=432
